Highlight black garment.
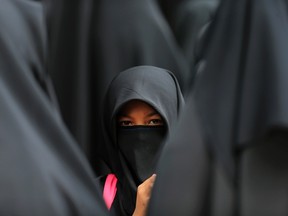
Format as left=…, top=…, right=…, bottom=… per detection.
left=45, top=0, right=190, bottom=172
left=0, top=0, right=108, bottom=215
left=92, top=0, right=191, bottom=96
left=157, top=0, right=220, bottom=90
left=148, top=0, right=288, bottom=215
left=156, top=0, right=188, bottom=31
left=147, top=96, right=213, bottom=216
left=172, top=0, right=220, bottom=71
left=45, top=0, right=94, bottom=156
left=101, top=66, right=184, bottom=215
left=193, top=0, right=288, bottom=183
left=118, top=126, right=167, bottom=184
left=91, top=0, right=191, bottom=172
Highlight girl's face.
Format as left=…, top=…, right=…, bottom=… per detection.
left=117, top=100, right=164, bottom=127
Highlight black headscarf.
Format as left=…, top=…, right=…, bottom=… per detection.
left=148, top=0, right=288, bottom=215
left=102, top=65, right=184, bottom=215
left=0, top=0, right=107, bottom=215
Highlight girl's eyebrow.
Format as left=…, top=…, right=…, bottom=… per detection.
left=146, top=112, right=160, bottom=117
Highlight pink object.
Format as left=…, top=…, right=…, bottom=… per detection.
left=103, top=174, right=118, bottom=210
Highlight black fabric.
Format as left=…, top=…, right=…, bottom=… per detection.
left=240, top=130, right=288, bottom=216
left=92, top=0, right=191, bottom=95
left=148, top=94, right=235, bottom=216
left=172, top=0, right=220, bottom=71
left=45, top=0, right=191, bottom=173
left=149, top=0, right=288, bottom=215
left=147, top=96, right=212, bottom=216
left=156, top=0, right=219, bottom=66
left=193, top=0, right=288, bottom=182
left=0, top=0, right=108, bottom=215
left=118, top=126, right=167, bottom=184
left=156, top=0, right=187, bottom=27
left=101, top=65, right=184, bottom=215
left=46, top=0, right=94, bottom=156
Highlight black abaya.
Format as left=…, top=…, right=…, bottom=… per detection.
left=0, top=1, right=108, bottom=215
left=148, top=0, right=288, bottom=215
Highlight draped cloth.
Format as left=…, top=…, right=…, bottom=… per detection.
left=0, top=1, right=108, bottom=215
left=148, top=0, right=288, bottom=215
left=46, top=0, right=190, bottom=170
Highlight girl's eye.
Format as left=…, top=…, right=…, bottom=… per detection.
left=119, top=121, right=133, bottom=126
left=148, top=119, right=163, bottom=126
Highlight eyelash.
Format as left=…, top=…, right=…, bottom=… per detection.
left=148, top=119, right=163, bottom=125
left=118, top=119, right=163, bottom=126
left=119, top=121, right=133, bottom=126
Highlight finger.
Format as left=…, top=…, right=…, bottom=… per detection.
left=145, top=174, right=157, bottom=193
left=149, top=174, right=156, bottom=184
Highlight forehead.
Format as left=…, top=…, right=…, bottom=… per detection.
left=118, top=100, right=159, bottom=116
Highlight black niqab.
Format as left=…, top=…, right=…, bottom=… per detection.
left=118, top=126, right=167, bottom=184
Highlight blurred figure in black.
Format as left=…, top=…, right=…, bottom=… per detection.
left=0, top=0, right=108, bottom=215
left=148, top=0, right=288, bottom=215
left=157, top=0, right=220, bottom=84
left=45, top=0, right=95, bottom=156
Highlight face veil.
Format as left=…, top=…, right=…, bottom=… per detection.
left=117, top=125, right=167, bottom=184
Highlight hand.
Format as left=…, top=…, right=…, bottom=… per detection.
left=132, top=174, right=156, bottom=216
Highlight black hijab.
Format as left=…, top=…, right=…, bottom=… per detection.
left=102, top=65, right=184, bottom=215
left=0, top=0, right=107, bottom=215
